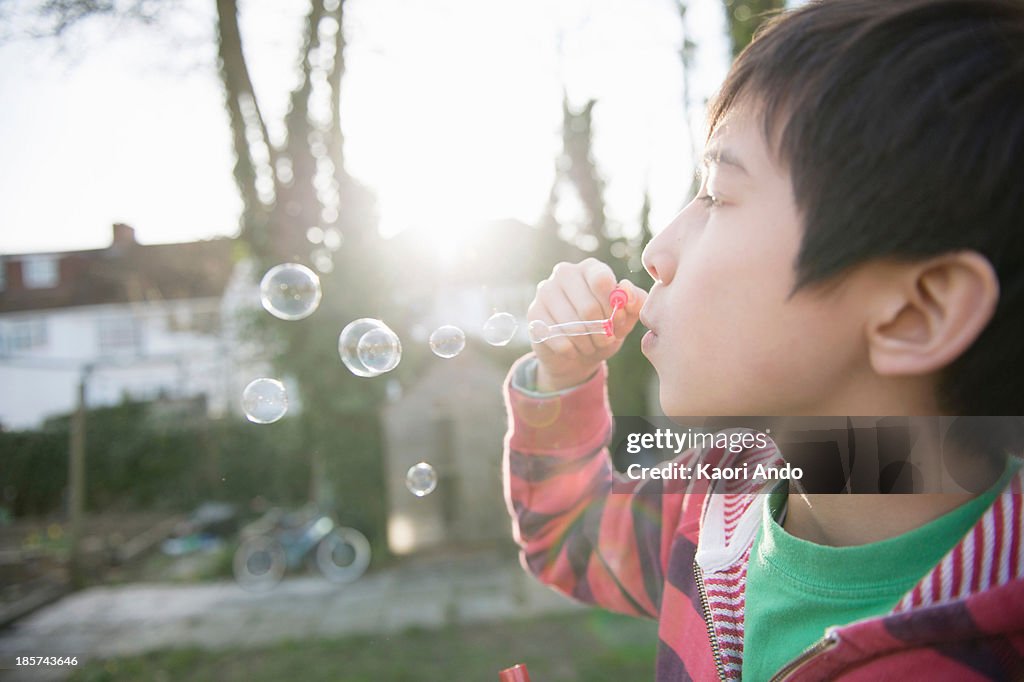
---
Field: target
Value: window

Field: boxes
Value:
[168,306,220,334]
[98,316,140,354]
[192,310,221,335]
[0,318,47,355]
[22,255,59,289]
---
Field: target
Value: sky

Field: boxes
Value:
[0,0,737,256]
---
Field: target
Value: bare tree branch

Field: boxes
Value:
[284,0,325,165]
[327,0,349,189]
[677,0,701,201]
[24,0,162,38]
[215,0,268,252]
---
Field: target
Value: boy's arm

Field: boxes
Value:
[503,354,702,619]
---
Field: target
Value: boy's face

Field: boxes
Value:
[640,100,869,416]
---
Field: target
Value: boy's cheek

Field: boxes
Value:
[654,298,829,414]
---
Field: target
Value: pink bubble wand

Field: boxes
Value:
[528,288,628,343]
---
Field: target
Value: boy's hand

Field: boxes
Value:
[528,259,647,393]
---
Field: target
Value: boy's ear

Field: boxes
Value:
[866,252,999,377]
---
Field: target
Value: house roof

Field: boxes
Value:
[0,224,236,314]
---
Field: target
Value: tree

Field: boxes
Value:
[721,0,786,59]
[214,0,388,526]
[539,94,652,419]
[9,0,390,544]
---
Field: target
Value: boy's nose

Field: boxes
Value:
[642,212,683,285]
[641,242,661,283]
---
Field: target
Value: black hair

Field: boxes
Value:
[708,0,1024,415]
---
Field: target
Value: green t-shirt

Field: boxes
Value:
[742,458,1017,681]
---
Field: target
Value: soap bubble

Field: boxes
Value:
[482,312,518,346]
[322,228,343,251]
[406,462,438,497]
[357,326,402,374]
[311,249,334,274]
[259,263,322,321]
[429,325,465,359]
[242,378,288,424]
[528,320,551,344]
[339,318,402,377]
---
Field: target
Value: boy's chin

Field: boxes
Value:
[660,391,701,418]
[660,397,729,418]
[660,393,778,418]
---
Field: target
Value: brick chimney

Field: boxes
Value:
[111,223,136,248]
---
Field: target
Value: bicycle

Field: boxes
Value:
[232,505,370,591]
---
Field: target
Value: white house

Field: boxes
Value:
[0,224,260,430]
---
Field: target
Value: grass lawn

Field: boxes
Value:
[69,610,658,682]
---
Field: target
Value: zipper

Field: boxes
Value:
[767,629,840,682]
[693,561,727,682]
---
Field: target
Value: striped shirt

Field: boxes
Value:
[503,355,1024,680]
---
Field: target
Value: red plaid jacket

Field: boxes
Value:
[503,356,1024,680]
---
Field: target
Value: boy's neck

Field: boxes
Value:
[799,369,942,417]
[782,492,978,546]
[776,417,1007,545]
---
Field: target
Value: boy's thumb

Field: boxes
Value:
[617,279,648,315]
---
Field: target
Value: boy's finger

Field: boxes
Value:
[582,260,617,314]
[607,280,647,338]
[616,279,649,315]
[566,267,611,321]
[546,287,600,356]
[529,300,575,357]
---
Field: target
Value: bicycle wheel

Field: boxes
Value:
[315,527,371,584]
[233,535,286,591]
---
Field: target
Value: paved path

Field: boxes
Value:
[0,550,584,681]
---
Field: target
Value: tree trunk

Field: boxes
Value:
[215,0,273,255]
[260,0,321,262]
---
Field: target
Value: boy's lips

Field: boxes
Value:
[639,306,658,354]
[639,304,657,334]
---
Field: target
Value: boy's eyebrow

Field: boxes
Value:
[701,146,749,175]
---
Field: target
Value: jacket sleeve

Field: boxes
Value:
[502,354,704,619]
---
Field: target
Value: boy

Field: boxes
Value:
[503,0,1024,679]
